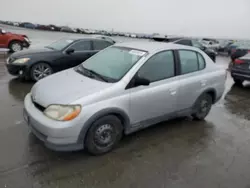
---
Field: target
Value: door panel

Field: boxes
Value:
[52,53,77,71]
[53,51,95,71]
[129,78,180,125]
[176,50,206,110]
[176,73,205,110]
[54,40,95,70]
[70,51,94,66]
[128,50,179,126]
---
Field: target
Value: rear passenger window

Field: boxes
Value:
[179,50,199,74]
[93,40,112,50]
[137,51,175,82]
[197,53,205,70]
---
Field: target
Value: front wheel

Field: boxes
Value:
[85,115,123,155]
[192,94,212,121]
[9,41,23,52]
[30,63,53,81]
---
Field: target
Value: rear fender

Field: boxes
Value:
[192,88,217,112]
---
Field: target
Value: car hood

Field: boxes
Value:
[11,47,54,58]
[31,69,113,107]
[6,32,26,38]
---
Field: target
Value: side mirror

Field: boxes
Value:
[1,30,6,34]
[134,75,150,87]
[66,48,75,54]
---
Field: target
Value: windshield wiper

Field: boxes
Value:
[82,67,109,82]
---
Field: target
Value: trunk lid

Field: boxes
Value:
[233,53,250,70]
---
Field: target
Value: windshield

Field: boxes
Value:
[80,46,146,82]
[46,39,74,50]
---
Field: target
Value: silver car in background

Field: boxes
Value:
[23,41,226,155]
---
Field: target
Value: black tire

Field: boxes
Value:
[192,94,213,121]
[212,55,216,62]
[233,78,243,86]
[9,41,23,52]
[30,63,53,81]
[85,115,123,155]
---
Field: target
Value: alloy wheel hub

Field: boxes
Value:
[33,65,51,80]
[12,44,21,52]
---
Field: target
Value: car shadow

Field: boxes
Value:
[25,116,215,184]
[8,78,33,102]
[224,82,250,120]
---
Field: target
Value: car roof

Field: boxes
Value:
[114,41,198,53]
[60,36,114,43]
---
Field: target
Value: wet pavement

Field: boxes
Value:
[1,27,250,188]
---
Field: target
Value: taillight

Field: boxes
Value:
[234,59,244,64]
[248,50,250,53]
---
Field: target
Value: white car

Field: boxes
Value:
[23,41,226,155]
[200,40,220,50]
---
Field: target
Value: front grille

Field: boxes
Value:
[31,96,46,112]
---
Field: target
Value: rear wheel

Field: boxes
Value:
[192,94,213,121]
[85,115,123,155]
[30,63,53,81]
[233,78,243,86]
[9,41,23,52]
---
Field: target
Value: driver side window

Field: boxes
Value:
[137,51,175,83]
[70,41,91,51]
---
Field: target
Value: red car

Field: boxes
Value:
[0,28,31,52]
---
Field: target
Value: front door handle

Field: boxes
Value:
[201,80,207,86]
[169,89,177,95]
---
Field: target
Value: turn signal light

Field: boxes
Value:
[234,59,244,64]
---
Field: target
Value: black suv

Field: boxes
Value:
[152,37,217,62]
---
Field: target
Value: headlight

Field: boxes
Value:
[24,37,30,43]
[13,58,30,64]
[44,104,81,121]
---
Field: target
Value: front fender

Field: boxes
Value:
[77,107,130,144]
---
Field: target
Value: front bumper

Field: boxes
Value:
[23,93,84,151]
[5,62,28,76]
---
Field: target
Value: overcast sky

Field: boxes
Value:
[1,0,250,38]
